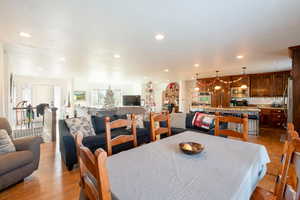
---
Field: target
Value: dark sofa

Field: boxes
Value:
[59,115,151,170]
[185,112,228,135]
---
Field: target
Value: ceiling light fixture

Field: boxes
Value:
[194,64,200,67]
[19,32,32,38]
[114,54,120,58]
[214,71,222,90]
[194,73,200,91]
[59,57,66,62]
[236,55,244,59]
[240,67,248,89]
[155,34,165,41]
[164,69,169,72]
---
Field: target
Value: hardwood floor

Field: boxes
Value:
[0,128,285,200]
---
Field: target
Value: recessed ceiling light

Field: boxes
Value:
[167,80,170,82]
[59,57,66,62]
[155,34,165,41]
[164,69,169,72]
[114,54,120,58]
[236,55,244,59]
[194,64,200,67]
[19,32,31,38]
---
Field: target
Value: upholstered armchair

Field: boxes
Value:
[0,117,43,191]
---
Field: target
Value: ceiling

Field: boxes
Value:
[0,0,299,82]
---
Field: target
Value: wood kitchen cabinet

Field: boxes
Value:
[272,71,290,97]
[250,71,289,97]
[260,108,286,128]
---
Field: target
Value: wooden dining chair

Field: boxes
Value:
[104,114,137,156]
[150,112,171,141]
[214,112,249,142]
[268,123,299,176]
[251,135,300,200]
[75,133,114,200]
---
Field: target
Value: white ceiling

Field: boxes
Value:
[0,0,299,82]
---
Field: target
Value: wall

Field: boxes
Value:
[183,80,197,112]
[234,97,284,105]
[0,43,5,117]
[0,44,11,118]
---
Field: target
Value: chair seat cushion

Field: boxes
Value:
[0,150,33,175]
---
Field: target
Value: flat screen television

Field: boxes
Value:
[123,95,141,106]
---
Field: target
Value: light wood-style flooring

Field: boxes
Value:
[0,128,285,200]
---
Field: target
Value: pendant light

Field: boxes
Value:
[194,73,200,91]
[214,71,222,90]
[240,67,248,89]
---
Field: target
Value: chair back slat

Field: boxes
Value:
[110,135,135,146]
[153,114,168,122]
[150,112,171,141]
[110,119,129,129]
[214,112,248,142]
[75,133,112,200]
[275,136,300,200]
[105,114,137,156]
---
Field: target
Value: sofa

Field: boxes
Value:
[59,113,188,171]
[0,117,43,191]
[59,114,152,170]
[185,112,228,135]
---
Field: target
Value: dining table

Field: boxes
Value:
[107,131,270,200]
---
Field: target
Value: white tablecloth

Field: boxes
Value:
[107,131,270,200]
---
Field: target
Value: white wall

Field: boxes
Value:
[0,44,10,118]
[183,80,196,112]
[0,43,5,117]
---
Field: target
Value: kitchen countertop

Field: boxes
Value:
[256,106,286,110]
[190,106,261,112]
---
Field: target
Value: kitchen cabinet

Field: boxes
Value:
[250,73,273,97]
[210,76,231,107]
[289,45,300,132]
[250,71,289,97]
[260,108,286,128]
[272,71,290,97]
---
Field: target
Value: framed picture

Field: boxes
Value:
[73,91,86,101]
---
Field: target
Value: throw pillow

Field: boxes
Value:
[65,116,96,137]
[0,129,16,155]
[135,114,145,128]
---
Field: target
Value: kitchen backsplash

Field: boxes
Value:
[234,97,284,105]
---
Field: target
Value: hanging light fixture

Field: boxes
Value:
[240,67,248,89]
[194,73,200,91]
[214,70,222,90]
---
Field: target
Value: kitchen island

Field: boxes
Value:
[190,106,261,136]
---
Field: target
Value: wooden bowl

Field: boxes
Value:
[179,142,204,155]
